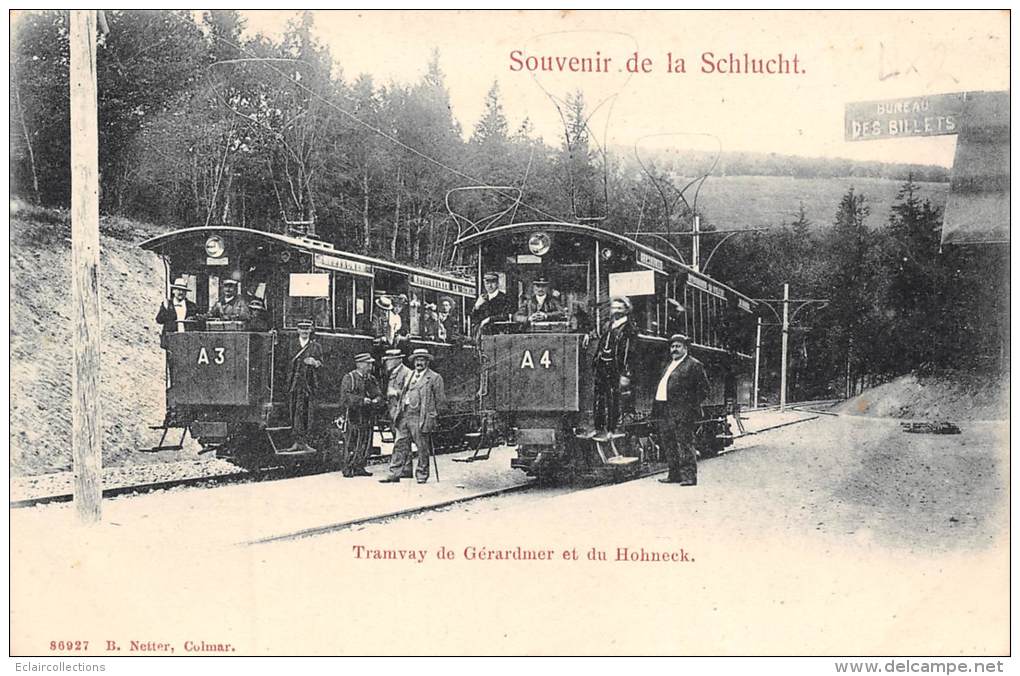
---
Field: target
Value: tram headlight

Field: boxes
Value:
[205,235,226,258]
[528,232,551,256]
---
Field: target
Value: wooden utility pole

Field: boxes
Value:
[780,283,789,411]
[70,10,102,523]
[752,316,762,409]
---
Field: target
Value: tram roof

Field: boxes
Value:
[140,225,473,286]
[456,221,756,304]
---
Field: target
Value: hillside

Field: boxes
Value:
[693,175,949,231]
[10,201,195,476]
[837,372,1008,422]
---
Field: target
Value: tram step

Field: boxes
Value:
[606,456,639,466]
[265,426,293,432]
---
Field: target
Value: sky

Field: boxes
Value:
[239,10,1009,168]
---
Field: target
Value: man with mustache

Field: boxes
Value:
[653,333,709,486]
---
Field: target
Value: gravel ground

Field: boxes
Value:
[10,411,1008,655]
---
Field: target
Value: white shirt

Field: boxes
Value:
[611,316,628,330]
[173,300,188,333]
[298,336,310,349]
[655,355,687,401]
[388,310,402,342]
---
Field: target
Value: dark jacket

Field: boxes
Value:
[423,312,460,342]
[288,338,324,395]
[471,290,512,326]
[591,318,638,377]
[514,294,565,323]
[155,298,203,334]
[209,295,251,322]
[339,369,381,425]
[372,307,410,344]
[660,355,710,422]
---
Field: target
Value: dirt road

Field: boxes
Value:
[10,415,1008,655]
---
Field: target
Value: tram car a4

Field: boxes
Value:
[459,222,758,482]
[141,226,479,469]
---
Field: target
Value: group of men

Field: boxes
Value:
[336,347,446,483]
[373,293,461,345]
[156,275,269,336]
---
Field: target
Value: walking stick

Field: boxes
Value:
[430,434,440,482]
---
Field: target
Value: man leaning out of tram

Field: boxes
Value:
[514,277,565,324]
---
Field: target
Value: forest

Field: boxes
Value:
[10,10,1007,400]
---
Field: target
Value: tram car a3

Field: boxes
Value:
[140,226,479,469]
[459,222,758,481]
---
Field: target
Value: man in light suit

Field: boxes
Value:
[380,348,446,484]
[653,333,710,486]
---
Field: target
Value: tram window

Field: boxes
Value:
[285,273,332,329]
[333,273,354,329]
[353,277,372,333]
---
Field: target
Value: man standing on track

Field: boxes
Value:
[653,333,709,486]
[380,348,446,484]
[339,353,382,477]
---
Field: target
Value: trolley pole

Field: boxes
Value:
[780,283,789,412]
[752,316,762,409]
[70,9,103,523]
[691,215,701,272]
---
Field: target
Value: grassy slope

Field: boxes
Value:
[695,175,948,229]
[10,202,196,476]
[837,372,1008,421]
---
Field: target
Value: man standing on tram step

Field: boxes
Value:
[653,333,709,486]
[155,277,202,340]
[589,296,638,436]
[514,278,565,323]
[380,348,446,484]
[286,319,324,453]
[339,353,382,477]
[208,276,251,323]
[471,272,512,331]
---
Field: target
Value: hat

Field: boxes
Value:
[483,272,499,282]
[410,348,433,362]
[249,298,265,311]
[354,352,374,364]
[610,295,633,312]
[296,319,314,329]
[170,277,189,291]
[669,333,690,345]
[392,293,408,304]
[382,349,404,361]
[222,278,239,287]
[532,278,550,286]
[438,295,454,307]
[375,295,393,311]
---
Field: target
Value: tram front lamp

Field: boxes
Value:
[205,235,226,258]
[528,232,551,256]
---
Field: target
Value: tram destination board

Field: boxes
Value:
[844,92,964,142]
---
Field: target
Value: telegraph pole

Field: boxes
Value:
[752,316,762,409]
[70,10,102,523]
[780,283,790,411]
[754,285,828,412]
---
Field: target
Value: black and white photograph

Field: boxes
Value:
[8,9,1011,662]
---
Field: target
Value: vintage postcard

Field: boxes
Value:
[8,9,1010,660]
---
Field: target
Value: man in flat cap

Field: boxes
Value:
[209,276,251,323]
[248,298,271,332]
[338,353,382,477]
[589,296,638,436]
[653,333,709,486]
[514,277,565,324]
[471,272,512,333]
[156,277,202,339]
[286,319,324,453]
[380,347,446,484]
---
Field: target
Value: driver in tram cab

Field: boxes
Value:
[514,278,565,324]
[471,272,512,331]
[208,276,251,323]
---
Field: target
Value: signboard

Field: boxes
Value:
[313,253,372,277]
[844,93,965,142]
[608,270,656,297]
[289,273,330,298]
[637,251,665,273]
[410,274,474,297]
[687,275,727,299]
